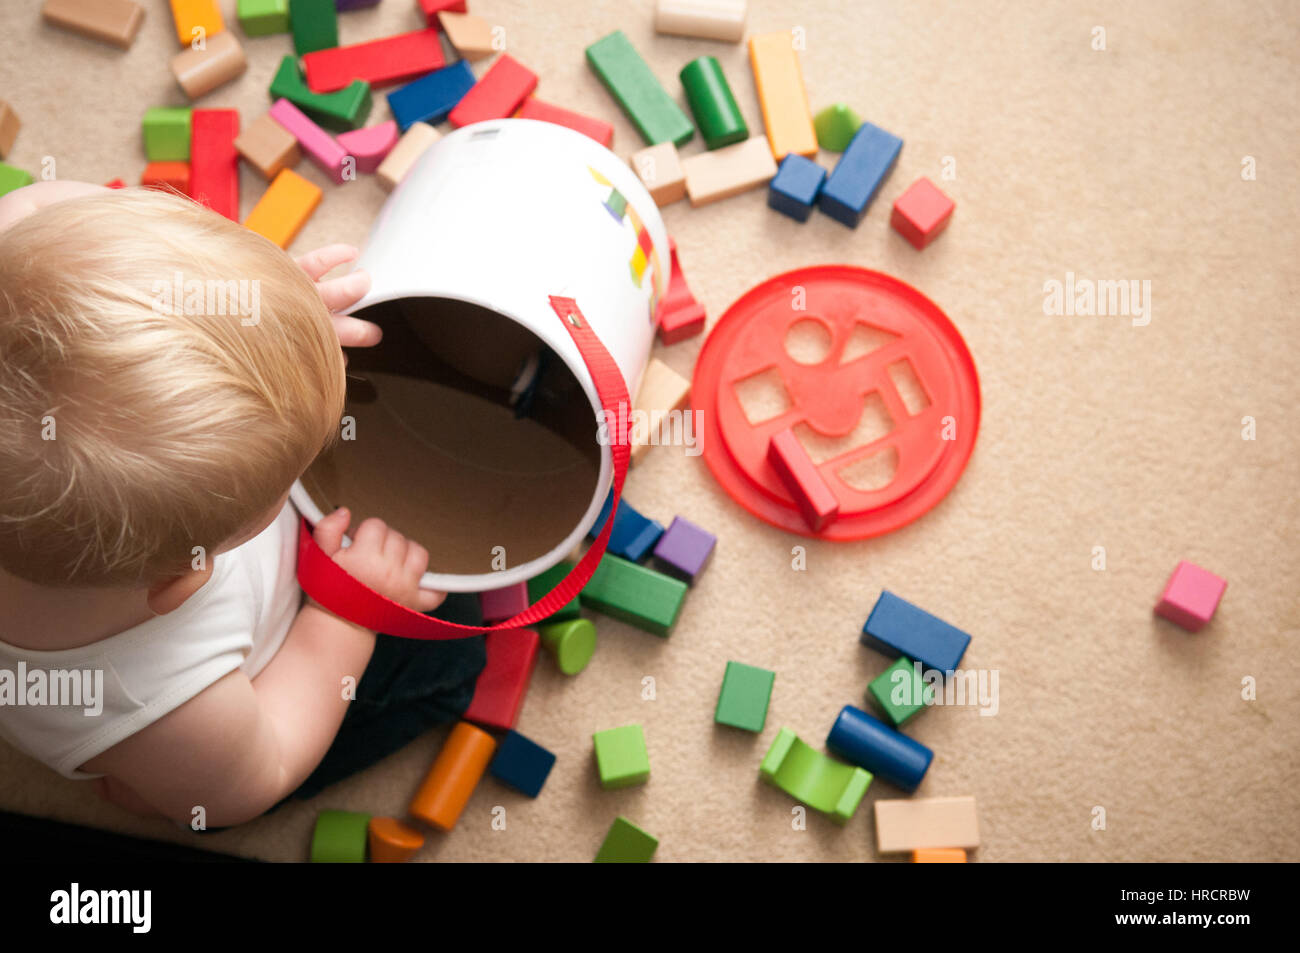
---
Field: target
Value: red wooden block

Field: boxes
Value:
[890,176,955,250]
[656,238,706,344]
[449,54,538,128]
[140,160,191,196]
[1155,561,1227,632]
[190,109,239,220]
[479,582,529,623]
[418,0,466,28]
[302,28,445,94]
[767,428,839,532]
[463,629,540,731]
[516,98,613,148]
[104,178,127,189]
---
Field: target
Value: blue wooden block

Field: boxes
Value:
[767,153,826,222]
[860,590,971,674]
[386,61,476,131]
[587,491,664,563]
[825,705,932,792]
[488,730,556,798]
[817,121,902,227]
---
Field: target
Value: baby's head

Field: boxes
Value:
[0,188,346,588]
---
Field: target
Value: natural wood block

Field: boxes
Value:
[170,30,246,100]
[376,122,440,191]
[681,135,776,206]
[41,0,145,49]
[655,0,747,42]
[234,112,301,179]
[437,11,495,61]
[631,357,691,464]
[0,101,19,159]
[874,796,980,853]
[630,141,686,206]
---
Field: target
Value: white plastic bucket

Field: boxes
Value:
[291,119,670,592]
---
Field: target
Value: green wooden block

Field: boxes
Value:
[527,560,581,623]
[290,0,338,55]
[580,553,687,637]
[270,56,372,132]
[0,163,33,197]
[310,809,371,862]
[679,56,748,150]
[593,724,649,789]
[760,727,871,824]
[539,618,597,675]
[868,656,934,727]
[142,107,191,161]
[715,661,775,732]
[585,30,694,147]
[814,103,862,152]
[238,0,289,36]
[594,816,658,862]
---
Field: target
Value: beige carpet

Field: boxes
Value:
[1,0,1297,862]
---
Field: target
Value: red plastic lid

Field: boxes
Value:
[692,266,980,540]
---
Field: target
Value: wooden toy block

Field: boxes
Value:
[594,816,658,863]
[587,495,664,562]
[418,0,467,28]
[747,32,817,160]
[868,656,933,727]
[310,809,370,862]
[585,31,694,147]
[631,357,691,464]
[767,427,839,531]
[826,704,933,792]
[140,161,190,196]
[409,721,497,831]
[630,142,685,206]
[438,11,495,61]
[861,590,972,674]
[656,239,705,343]
[449,54,538,128]
[818,121,903,227]
[517,99,614,148]
[387,61,476,131]
[891,176,955,250]
[912,847,967,863]
[592,724,649,789]
[813,103,862,152]
[714,661,774,732]
[237,0,289,37]
[242,168,322,249]
[1154,560,1227,632]
[655,0,747,43]
[488,729,556,798]
[0,101,19,160]
[538,618,596,675]
[290,0,338,55]
[303,28,445,94]
[234,112,301,179]
[479,581,529,623]
[681,135,777,207]
[875,796,980,853]
[171,30,247,100]
[0,164,35,198]
[336,0,382,9]
[526,560,581,624]
[336,120,399,173]
[366,817,424,863]
[581,553,687,637]
[168,0,225,47]
[652,515,716,584]
[767,153,826,222]
[463,628,539,731]
[269,98,348,184]
[104,179,127,189]
[760,727,871,824]
[189,109,239,220]
[679,56,748,150]
[269,56,373,132]
[143,107,192,162]
[40,0,144,49]
[376,121,440,190]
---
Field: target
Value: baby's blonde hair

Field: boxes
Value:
[0,188,346,587]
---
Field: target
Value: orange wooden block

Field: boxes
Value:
[242,168,322,249]
[409,721,497,832]
[748,32,817,160]
[169,0,225,48]
[234,112,302,179]
[0,100,19,159]
[41,0,144,49]
[140,160,191,196]
[367,817,425,863]
[912,847,968,863]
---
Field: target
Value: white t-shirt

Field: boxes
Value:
[0,502,302,780]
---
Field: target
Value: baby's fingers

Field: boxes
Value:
[295,243,358,281]
[318,269,371,314]
[331,313,382,349]
[415,588,447,613]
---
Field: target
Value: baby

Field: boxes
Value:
[0,182,477,828]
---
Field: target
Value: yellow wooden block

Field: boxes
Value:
[169,0,225,48]
[912,847,968,863]
[243,168,322,249]
[748,32,817,160]
[681,135,776,207]
[875,796,980,853]
[631,357,691,464]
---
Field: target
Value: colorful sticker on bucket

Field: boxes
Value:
[588,166,664,319]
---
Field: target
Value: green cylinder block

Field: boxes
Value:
[679,56,748,150]
[539,618,597,675]
[310,809,371,863]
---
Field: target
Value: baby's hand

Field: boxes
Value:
[312,507,446,613]
[295,244,382,350]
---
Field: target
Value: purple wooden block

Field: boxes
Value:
[651,516,716,584]
[336,0,382,10]
[480,582,529,622]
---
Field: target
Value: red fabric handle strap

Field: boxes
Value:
[296,296,630,639]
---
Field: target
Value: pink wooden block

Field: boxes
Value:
[336,120,400,174]
[1154,560,1227,632]
[479,581,530,623]
[268,98,348,184]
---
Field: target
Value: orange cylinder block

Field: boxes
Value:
[367,817,425,863]
[409,721,497,831]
